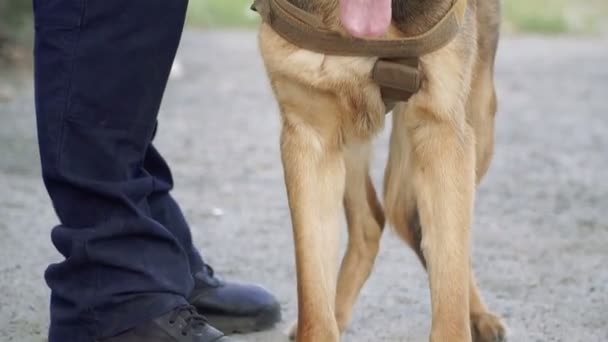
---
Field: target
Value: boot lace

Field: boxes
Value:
[168,305,209,336]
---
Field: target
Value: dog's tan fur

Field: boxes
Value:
[257,0,505,341]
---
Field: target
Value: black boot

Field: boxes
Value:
[188,265,281,334]
[98,305,234,342]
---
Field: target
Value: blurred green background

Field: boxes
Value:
[0,0,34,64]
[1,0,607,60]
[186,0,608,34]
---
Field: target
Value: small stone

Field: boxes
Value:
[210,207,224,217]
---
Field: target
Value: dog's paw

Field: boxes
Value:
[471,312,507,342]
[285,320,297,340]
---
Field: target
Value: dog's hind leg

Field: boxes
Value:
[384,104,424,266]
[466,59,507,342]
[469,272,506,342]
[279,92,345,342]
[334,143,385,333]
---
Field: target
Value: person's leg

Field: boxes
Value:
[143,143,205,274]
[143,143,282,334]
[34,0,194,340]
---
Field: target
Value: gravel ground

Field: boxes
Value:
[0,30,607,342]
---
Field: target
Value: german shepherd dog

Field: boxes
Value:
[256,0,506,341]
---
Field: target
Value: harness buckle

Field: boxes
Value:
[373,58,421,109]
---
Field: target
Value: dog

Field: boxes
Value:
[256,0,506,341]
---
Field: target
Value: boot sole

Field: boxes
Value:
[205,306,282,335]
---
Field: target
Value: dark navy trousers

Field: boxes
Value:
[33,1,206,341]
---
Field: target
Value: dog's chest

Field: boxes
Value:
[260,24,389,140]
[291,51,388,136]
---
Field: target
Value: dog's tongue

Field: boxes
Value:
[339,0,392,38]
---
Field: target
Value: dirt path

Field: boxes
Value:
[1,30,607,342]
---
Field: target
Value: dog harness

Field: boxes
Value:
[251,0,467,110]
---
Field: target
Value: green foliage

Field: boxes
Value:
[504,0,568,33]
[186,0,259,28]
[186,0,608,35]
[503,0,607,34]
[0,0,33,43]
[1,0,606,40]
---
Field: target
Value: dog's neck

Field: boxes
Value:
[288,0,454,36]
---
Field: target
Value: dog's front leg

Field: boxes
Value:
[406,104,475,342]
[280,112,344,342]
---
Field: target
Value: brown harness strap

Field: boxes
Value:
[252,0,467,105]
[373,58,420,111]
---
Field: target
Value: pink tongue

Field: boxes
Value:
[339,0,392,38]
